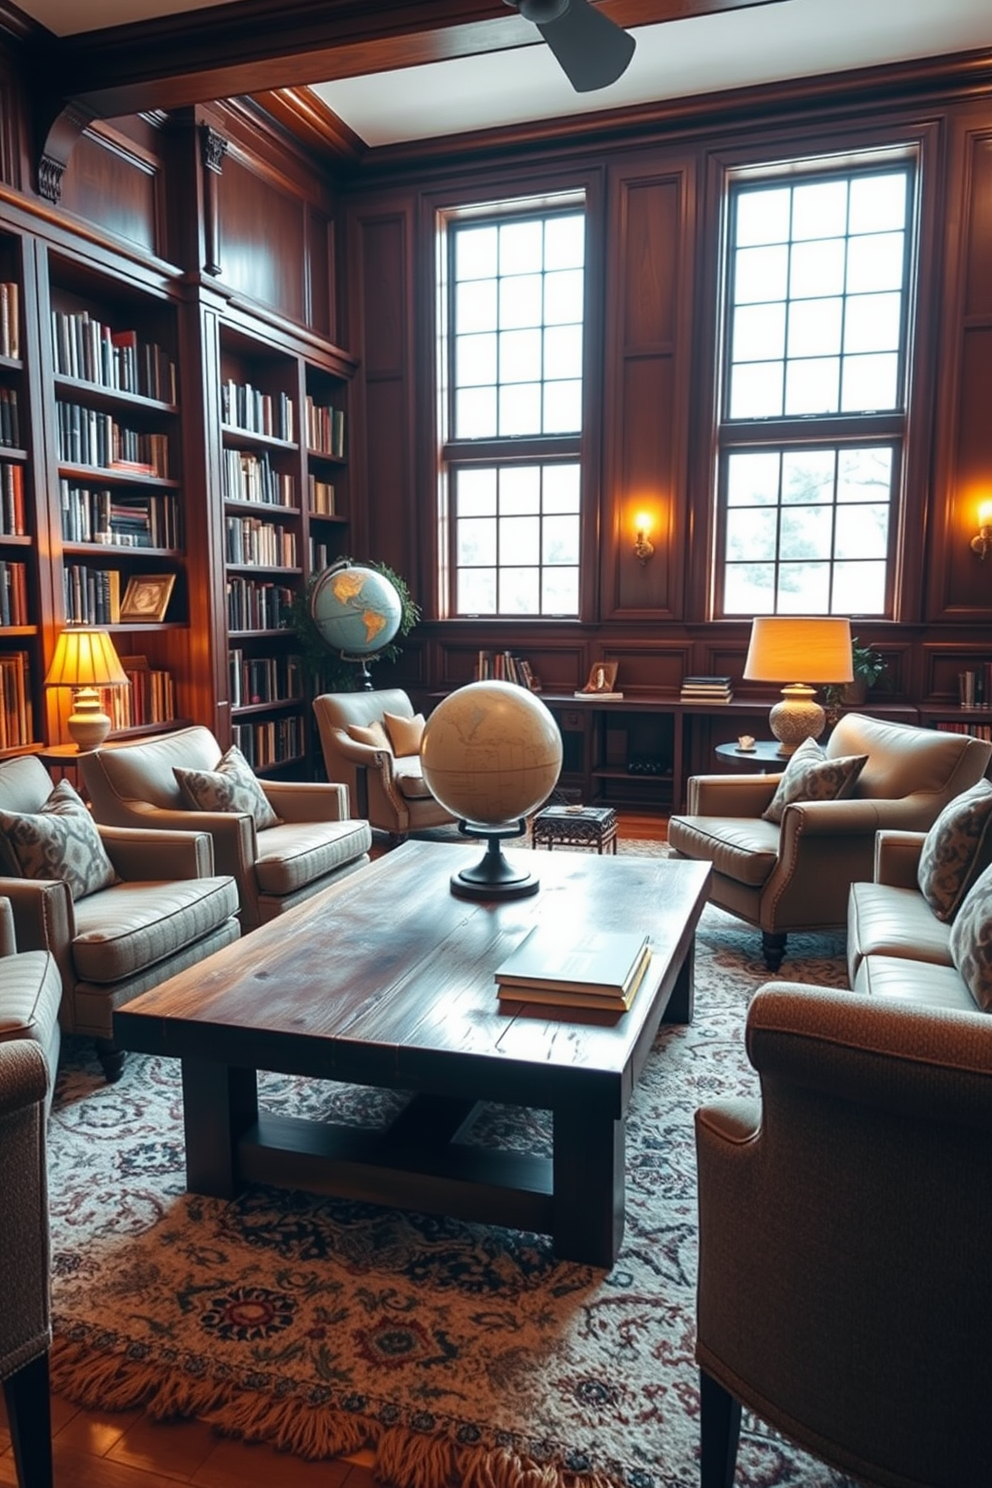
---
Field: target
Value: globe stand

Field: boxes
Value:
[450,818,540,900]
[340,652,375,692]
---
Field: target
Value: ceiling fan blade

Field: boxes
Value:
[534,0,636,93]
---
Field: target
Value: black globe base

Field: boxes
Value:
[450,818,540,900]
[340,653,375,691]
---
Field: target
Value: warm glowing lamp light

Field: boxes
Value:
[743,616,853,755]
[44,627,129,749]
[971,498,992,559]
[633,512,654,564]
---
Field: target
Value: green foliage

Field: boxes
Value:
[289,558,420,693]
[824,637,888,709]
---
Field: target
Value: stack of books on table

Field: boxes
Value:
[680,675,734,703]
[495,927,652,1012]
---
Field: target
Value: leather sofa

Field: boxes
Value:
[0,894,61,1488]
[313,689,456,839]
[82,725,372,930]
[668,713,991,969]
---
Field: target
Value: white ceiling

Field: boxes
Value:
[13,0,992,148]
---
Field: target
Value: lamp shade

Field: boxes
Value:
[743,616,854,685]
[44,628,129,689]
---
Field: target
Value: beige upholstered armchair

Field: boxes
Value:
[0,753,240,1082]
[81,725,372,931]
[0,896,65,1488]
[668,713,991,969]
[696,983,992,1488]
[313,689,456,840]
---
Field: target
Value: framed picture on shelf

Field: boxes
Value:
[578,660,619,694]
[120,573,176,623]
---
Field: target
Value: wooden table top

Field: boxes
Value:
[114,841,711,1112]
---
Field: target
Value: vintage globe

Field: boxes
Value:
[310,562,403,659]
[420,680,563,829]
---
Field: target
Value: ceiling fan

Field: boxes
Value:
[503,0,636,92]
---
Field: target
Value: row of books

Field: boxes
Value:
[956,666,992,709]
[937,721,992,741]
[0,387,20,448]
[0,559,28,625]
[310,538,333,572]
[0,650,33,750]
[309,475,335,514]
[475,649,539,689]
[100,658,175,730]
[229,650,302,709]
[0,461,25,535]
[226,576,293,632]
[63,564,121,625]
[496,926,653,1013]
[680,674,734,702]
[51,310,177,403]
[0,283,19,360]
[223,448,296,508]
[232,715,302,769]
[59,483,181,549]
[56,401,169,476]
[221,379,294,442]
[304,396,345,458]
[225,516,297,569]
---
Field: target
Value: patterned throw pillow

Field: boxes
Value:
[762,736,868,825]
[383,711,425,757]
[345,721,392,753]
[0,778,119,900]
[917,779,992,923]
[174,745,280,831]
[949,861,992,1011]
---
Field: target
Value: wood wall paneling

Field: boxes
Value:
[215,153,306,322]
[942,326,992,615]
[964,136,992,317]
[306,207,331,339]
[59,124,161,258]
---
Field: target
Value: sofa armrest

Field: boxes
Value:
[0,896,16,957]
[874,830,927,888]
[262,780,348,822]
[0,877,74,958]
[0,1038,49,1117]
[325,732,393,771]
[97,825,217,880]
[686,773,781,816]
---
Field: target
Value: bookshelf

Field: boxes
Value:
[304,364,349,577]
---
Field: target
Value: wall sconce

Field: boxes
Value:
[971,499,992,560]
[633,513,654,565]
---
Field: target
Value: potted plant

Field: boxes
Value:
[290,558,420,694]
[825,638,887,711]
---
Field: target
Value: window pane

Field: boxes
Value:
[782,450,836,503]
[544,269,584,324]
[734,245,789,304]
[843,292,902,354]
[543,380,582,433]
[726,506,778,560]
[780,504,832,560]
[544,214,584,269]
[543,514,580,565]
[838,447,893,501]
[736,187,791,246]
[455,279,497,334]
[543,463,581,511]
[784,357,839,415]
[499,382,542,435]
[455,386,496,439]
[832,560,887,613]
[456,332,497,386]
[501,567,540,614]
[457,517,496,566]
[835,503,889,559]
[456,225,497,280]
[499,328,542,383]
[777,562,830,611]
[458,568,497,613]
[544,325,583,380]
[791,180,848,240]
[542,566,579,614]
[790,239,846,298]
[725,563,775,613]
[458,468,497,515]
[727,451,781,506]
[787,298,842,358]
[499,274,543,329]
[729,361,784,418]
[500,515,540,563]
[500,465,541,508]
[840,352,898,412]
[499,219,543,274]
[733,303,785,362]
[849,174,906,234]
[846,232,904,293]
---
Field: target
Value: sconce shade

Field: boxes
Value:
[45,627,129,749]
[744,616,854,755]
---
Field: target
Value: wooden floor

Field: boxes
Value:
[0,809,667,1488]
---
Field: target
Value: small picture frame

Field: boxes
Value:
[120,573,176,623]
[580,660,619,694]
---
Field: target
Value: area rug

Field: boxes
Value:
[47,891,857,1488]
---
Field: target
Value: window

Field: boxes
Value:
[441,204,585,617]
[716,159,915,617]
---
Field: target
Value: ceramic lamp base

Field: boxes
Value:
[769,684,825,756]
[67,687,112,749]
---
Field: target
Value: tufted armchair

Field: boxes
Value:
[696,982,992,1487]
[0,753,240,1082]
[81,725,372,931]
[0,895,64,1488]
[668,713,991,969]
[313,689,456,840]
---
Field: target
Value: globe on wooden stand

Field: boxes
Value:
[420,680,564,900]
[310,560,403,690]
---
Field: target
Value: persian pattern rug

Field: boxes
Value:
[47,890,857,1488]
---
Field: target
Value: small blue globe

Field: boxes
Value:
[310,563,403,660]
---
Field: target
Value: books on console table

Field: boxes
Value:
[495,926,652,1010]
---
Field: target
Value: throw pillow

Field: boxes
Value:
[174,745,280,831]
[383,711,426,757]
[917,778,992,923]
[761,736,868,825]
[949,861,992,1011]
[346,721,393,752]
[0,778,119,901]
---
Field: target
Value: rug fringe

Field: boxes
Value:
[51,1336,625,1488]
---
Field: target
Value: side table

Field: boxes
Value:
[532,804,618,854]
[714,741,788,770]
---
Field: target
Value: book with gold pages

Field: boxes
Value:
[495,926,651,1008]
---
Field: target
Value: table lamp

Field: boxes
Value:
[44,627,129,749]
[743,616,853,756]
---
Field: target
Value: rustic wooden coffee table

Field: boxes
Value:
[114,841,711,1266]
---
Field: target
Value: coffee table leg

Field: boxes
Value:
[664,938,695,1024]
[181,1058,258,1197]
[553,1107,625,1266]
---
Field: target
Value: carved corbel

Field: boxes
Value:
[200,125,228,276]
[37,99,99,204]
